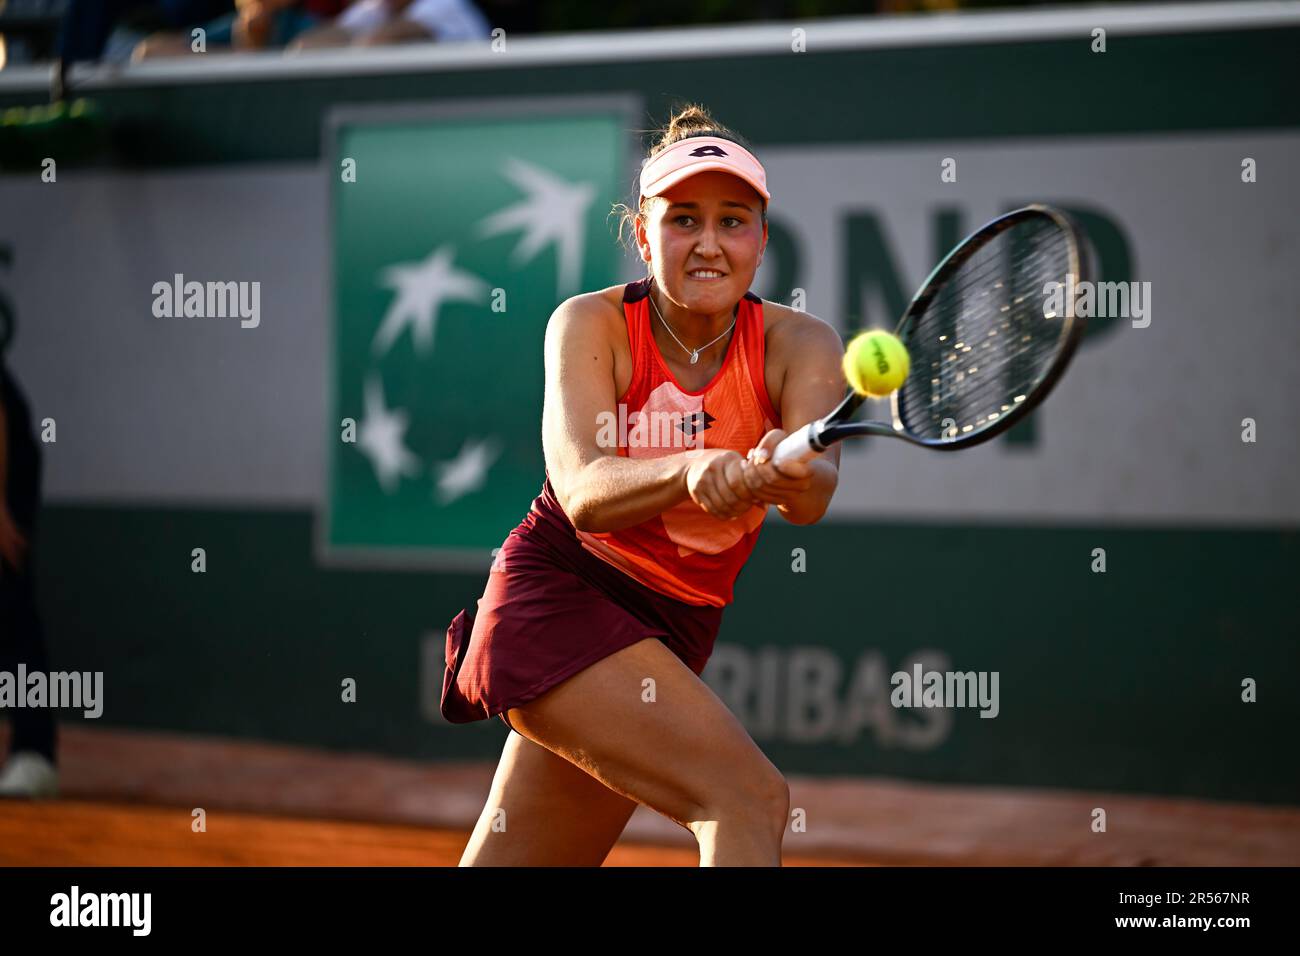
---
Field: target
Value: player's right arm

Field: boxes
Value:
[542,295,755,532]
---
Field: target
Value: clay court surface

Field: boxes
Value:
[1,726,1296,867]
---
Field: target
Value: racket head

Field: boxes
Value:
[778,205,1092,466]
[883,204,1092,449]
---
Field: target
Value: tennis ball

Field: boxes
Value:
[843,330,910,397]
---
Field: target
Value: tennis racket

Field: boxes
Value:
[773,204,1092,466]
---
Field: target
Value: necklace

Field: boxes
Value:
[647,282,737,366]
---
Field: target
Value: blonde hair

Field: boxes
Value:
[611,104,767,254]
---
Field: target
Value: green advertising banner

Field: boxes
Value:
[324,99,633,567]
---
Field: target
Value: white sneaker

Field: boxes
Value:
[0,752,60,799]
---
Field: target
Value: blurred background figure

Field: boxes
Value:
[133,0,347,59]
[0,0,68,65]
[289,0,489,49]
[0,314,57,800]
[54,0,235,64]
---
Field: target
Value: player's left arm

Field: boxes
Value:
[744,313,843,526]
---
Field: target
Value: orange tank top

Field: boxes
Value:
[571,277,783,607]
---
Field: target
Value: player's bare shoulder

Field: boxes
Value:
[545,286,625,350]
[759,298,843,383]
[543,286,630,392]
[549,285,624,327]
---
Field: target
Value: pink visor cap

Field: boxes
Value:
[638,136,770,205]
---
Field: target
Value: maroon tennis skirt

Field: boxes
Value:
[440,476,726,732]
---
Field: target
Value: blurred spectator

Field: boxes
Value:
[0,0,67,65]
[54,0,233,63]
[290,0,489,50]
[0,328,56,799]
[133,0,347,58]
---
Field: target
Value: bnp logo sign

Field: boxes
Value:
[321,104,628,568]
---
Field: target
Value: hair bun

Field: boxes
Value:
[609,103,764,252]
[661,104,716,144]
[652,102,742,154]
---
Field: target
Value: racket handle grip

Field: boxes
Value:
[772,422,823,467]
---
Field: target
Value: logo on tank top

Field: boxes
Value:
[679,410,716,437]
[595,403,713,451]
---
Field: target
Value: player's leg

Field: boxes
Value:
[504,637,789,866]
[0,563,59,797]
[459,728,638,866]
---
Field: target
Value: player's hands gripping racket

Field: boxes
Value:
[773,204,1092,466]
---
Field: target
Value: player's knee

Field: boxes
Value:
[699,764,789,837]
[763,772,792,834]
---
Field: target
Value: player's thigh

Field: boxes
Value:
[504,636,788,833]
[459,728,638,866]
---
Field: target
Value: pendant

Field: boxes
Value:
[690,350,699,365]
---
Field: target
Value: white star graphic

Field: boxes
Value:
[432,435,503,506]
[356,376,422,494]
[476,158,595,297]
[372,245,489,358]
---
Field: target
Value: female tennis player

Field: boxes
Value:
[440,105,845,866]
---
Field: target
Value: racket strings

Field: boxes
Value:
[900,217,1073,440]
